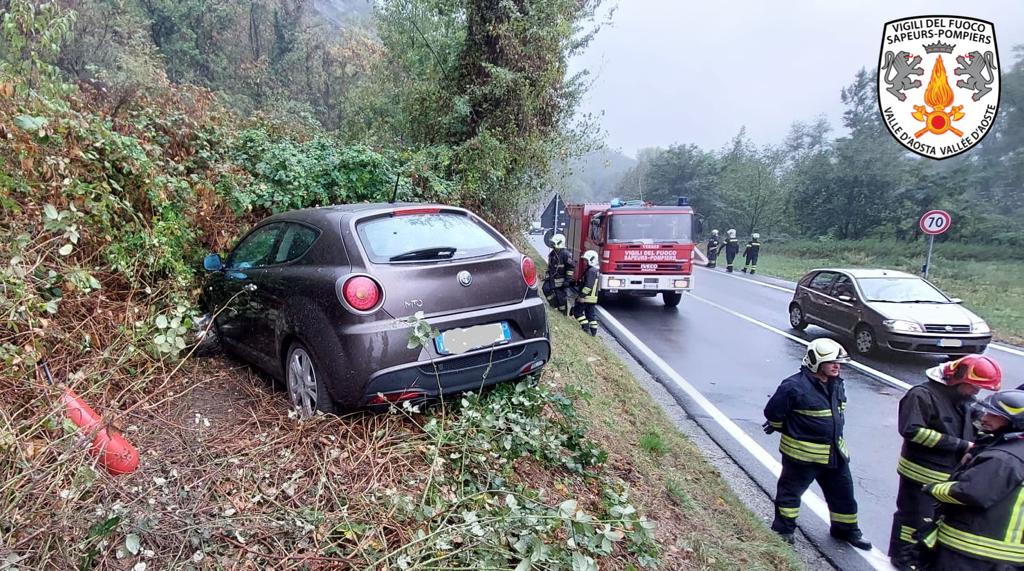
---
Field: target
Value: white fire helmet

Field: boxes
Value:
[727,229,736,238]
[802,338,851,373]
[711,229,719,235]
[581,250,599,268]
[551,234,566,248]
[752,233,760,240]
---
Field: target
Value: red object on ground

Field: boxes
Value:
[60,389,140,475]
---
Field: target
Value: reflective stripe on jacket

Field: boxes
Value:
[924,434,1024,564]
[744,240,761,257]
[897,381,974,484]
[578,266,600,304]
[764,367,848,466]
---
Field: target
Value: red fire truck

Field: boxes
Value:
[565,198,696,307]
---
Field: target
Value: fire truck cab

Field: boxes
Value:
[565,199,696,307]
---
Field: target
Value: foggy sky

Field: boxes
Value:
[573,1,1024,157]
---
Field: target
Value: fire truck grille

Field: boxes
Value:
[615,262,686,272]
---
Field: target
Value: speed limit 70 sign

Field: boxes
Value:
[919,210,952,235]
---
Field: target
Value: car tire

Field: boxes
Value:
[854,325,878,356]
[788,304,808,330]
[662,291,683,307]
[285,341,335,418]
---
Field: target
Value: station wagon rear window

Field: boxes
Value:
[357,213,505,263]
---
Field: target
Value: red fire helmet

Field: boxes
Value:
[925,354,1003,391]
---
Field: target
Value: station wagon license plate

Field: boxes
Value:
[938,338,963,348]
[435,322,511,355]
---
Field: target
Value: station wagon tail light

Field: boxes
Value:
[342,276,382,312]
[521,256,538,288]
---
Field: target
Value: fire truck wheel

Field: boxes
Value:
[662,291,683,307]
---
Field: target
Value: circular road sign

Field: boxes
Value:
[919,210,952,236]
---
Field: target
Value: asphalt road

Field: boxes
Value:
[529,236,1024,565]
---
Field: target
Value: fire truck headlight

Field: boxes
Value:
[607,278,625,288]
[673,279,690,289]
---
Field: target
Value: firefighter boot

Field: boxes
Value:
[741,267,747,273]
[830,529,872,551]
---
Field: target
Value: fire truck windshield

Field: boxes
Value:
[607,213,692,243]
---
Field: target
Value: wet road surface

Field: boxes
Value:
[618,265,1024,552]
[530,237,1024,562]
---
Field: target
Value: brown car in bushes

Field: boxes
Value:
[200,204,550,417]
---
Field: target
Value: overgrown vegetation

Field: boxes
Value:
[0,1,799,568]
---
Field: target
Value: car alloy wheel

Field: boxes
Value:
[287,345,320,419]
[855,326,876,355]
[789,305,807,330]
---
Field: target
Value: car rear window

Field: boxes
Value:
[356,212,506,263]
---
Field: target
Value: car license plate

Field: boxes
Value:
[435,322,511,355]
[938,338,963,348]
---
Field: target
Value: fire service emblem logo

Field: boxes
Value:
[878,16,999,159]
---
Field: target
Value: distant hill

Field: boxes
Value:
[314,0,374,26]
[553,148,636,204]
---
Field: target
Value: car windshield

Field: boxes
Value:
[857,277,950,303]
[357,213,505,263]
[608,213,692,242]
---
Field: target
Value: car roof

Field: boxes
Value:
[259,203,465,227]
[807,268,919,279]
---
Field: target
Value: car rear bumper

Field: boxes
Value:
[323,296,549,406]
[883,332,991,354]
[361,337,550,404]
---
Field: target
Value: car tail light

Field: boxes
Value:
[521,256,538,288]
[342,276,383,312]
[368,391,424,405]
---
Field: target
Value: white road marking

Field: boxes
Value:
[687,293,914,392]
[597,307,896,571]
[991,343,1024,357]
[695,264,796,293]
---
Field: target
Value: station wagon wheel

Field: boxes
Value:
[854,325,877,356]
[789,304,808,330]
[286,342,334,419]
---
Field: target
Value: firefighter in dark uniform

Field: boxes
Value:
[888,355,1003,570]
[763,338,872,550]
[721,228,740,273]
[570,250,600,336]
[542,234,574,315]
[919,389,1024,571]
[742,233,761,274]
[706,229,721,268]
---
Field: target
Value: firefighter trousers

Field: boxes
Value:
[725,251,737,272]
[889,474,934,566]
[571,302,598,336]
[707,249,718,267]
[772,457,860,535]
[542,280,569,314]
[743,252,759,273]
[930,546,1019,571]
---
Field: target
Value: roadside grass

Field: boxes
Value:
[715,239,1024,346]
[3,305,798,570]
[543,310,800,570]
[639,428,669,457]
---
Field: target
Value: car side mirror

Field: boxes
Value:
[950,297,963,304]
[838,294,855,303]
[203,253,224,272]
